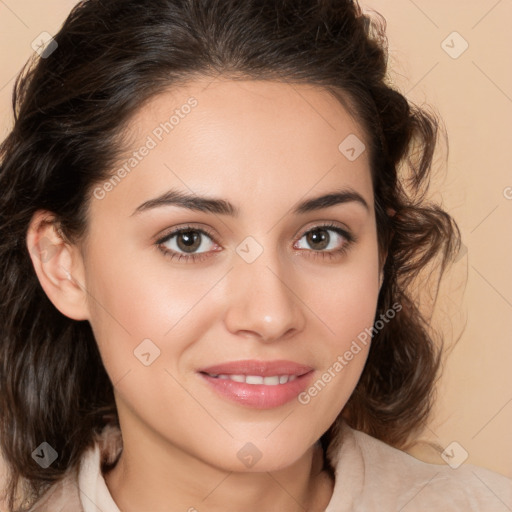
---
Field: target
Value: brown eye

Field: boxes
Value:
[158,227,217,259]
[175,230,202,253]
[305,228,331,251]
[295,225,351,253]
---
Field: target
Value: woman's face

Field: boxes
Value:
[80,78,381,472]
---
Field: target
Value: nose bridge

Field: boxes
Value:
[223,238,305,341]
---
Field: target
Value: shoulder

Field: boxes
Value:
[326,422,512,512]
[29,424,123,512]
[0,455,82,512]
[28,469,83,512]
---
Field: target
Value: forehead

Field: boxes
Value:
[132,77,365,147]
[92,78,373,220]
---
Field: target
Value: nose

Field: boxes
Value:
[223,247,307,343]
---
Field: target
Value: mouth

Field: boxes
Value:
[202,374,299,385]
[197,360,314,409]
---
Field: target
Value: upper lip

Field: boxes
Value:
[199,360,313,377]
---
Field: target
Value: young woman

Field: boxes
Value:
[1,0,510,511]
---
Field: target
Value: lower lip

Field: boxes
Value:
[199,372,314,409]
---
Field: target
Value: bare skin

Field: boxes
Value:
[27,77,382,511]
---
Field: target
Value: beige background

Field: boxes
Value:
[0,0,511,480]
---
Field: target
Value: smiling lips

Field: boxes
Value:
[199,360,314,409]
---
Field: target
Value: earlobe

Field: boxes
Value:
[378,249,388,292]
[378,270,384,293]
[26,211,89,321]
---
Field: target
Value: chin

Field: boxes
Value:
[196,436,316,474]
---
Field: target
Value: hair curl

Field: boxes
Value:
[0,0,460,509]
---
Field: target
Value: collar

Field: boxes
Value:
[77,422,359,512]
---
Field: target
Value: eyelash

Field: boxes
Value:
[155,222,356,263]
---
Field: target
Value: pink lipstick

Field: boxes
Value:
[198,360,314,409]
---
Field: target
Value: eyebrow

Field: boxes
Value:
[131,187,369,217]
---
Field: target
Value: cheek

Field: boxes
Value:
[320,268,378,326]
[309,239,381,348]
[293,287,378,438]
[82,238,233,384]
[80,243,204,379]
[296,238,380,405]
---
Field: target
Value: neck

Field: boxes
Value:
[103,426,334,512]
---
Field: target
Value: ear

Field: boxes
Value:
[26,210,89,321]
[378,268,385,292]
[378,248,388,292]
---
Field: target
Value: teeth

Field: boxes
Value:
[209,374,298,385]
[246,375,264,384]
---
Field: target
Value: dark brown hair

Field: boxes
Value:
[0,0,460,509]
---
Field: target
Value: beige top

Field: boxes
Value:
[28,422,512,511]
